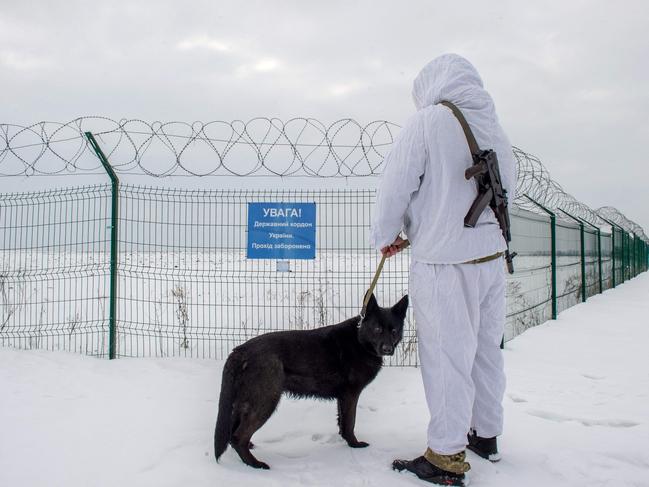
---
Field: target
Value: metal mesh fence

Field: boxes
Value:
[601,233,613,291]
[555,219,582,314]
[1,185,111,356]
[1,184,414,364]
[614,228,625,285]
[114,186,414,363]
[623,232,631,281]
[1,117,648,363]
[3,182,645,363]
[584,226,599,299]
[505,206,552,341]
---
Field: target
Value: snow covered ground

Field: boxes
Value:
[1,272,648,487]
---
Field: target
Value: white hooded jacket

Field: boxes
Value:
[370,54,517,264]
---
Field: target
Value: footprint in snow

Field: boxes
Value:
[526,409,639,428]
[358,405,378,412]
[311,433,341,444]
[262,431,304,444]
[507,393,528,403]
[581,373,606,380]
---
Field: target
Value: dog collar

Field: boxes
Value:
[357,312,365,329]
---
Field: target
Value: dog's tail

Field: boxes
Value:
[214,357,236,462]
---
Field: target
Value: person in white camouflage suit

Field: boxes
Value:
[370,53,517,487]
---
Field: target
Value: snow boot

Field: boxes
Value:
[467,429,500,462]
[393,448,470,486]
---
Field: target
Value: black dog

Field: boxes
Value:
[214,293,408,469]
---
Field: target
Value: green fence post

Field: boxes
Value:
[560,209,586,302]
[628,232,631,279]
[634,236,637,276]
[632,235,636,277]
[633,233,640,276]
[632,233,637,277]
[639,237,643,273]
[85,132,119,360]
[625,232,629,281]
[610,223,616,288]
[641,238,644,273]
[628,232,633,279]
[597,226,602,293]
[629,232,635,279]
[605,220,626,286]
[524,195,557,319]
[636,234,640,276]
[621,231,626,283]
[627,232,631,279]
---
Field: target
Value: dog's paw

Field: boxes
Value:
[250,461,270,469]
[348,440,369,448]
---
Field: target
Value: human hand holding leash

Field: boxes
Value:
[381,236,410,258]
[360,236,411,323]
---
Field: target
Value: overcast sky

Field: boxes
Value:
[1,0,648,232]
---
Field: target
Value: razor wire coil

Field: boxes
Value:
[1,116,646,240]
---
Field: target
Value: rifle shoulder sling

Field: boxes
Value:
[439,101,480,155]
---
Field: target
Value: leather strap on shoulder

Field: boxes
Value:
[439,100,480,156]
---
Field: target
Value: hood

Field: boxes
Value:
[412,54,494,112]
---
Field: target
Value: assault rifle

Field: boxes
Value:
[464,149,517,274]
[439,101,517,274]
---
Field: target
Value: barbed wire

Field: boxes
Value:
[0,117,397,178]
[596,206,647,239]
[1,116,646,241]
[512,147,647,240]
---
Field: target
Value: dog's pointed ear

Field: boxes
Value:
[365,292,379,315]
[391,295,409,320]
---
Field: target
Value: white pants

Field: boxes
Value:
[410,258,506,455]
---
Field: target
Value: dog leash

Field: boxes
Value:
[358,238,411,327]
[357,238,506,327]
